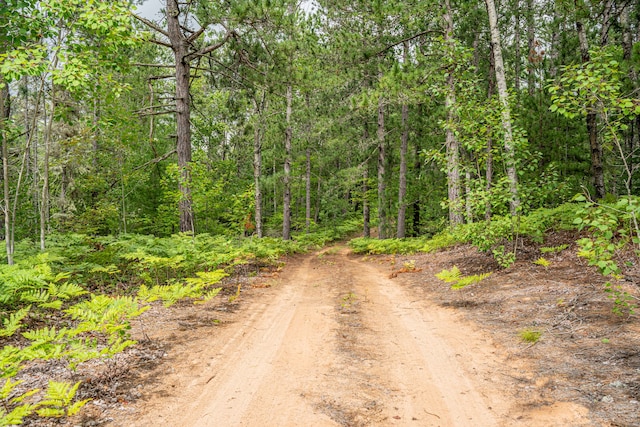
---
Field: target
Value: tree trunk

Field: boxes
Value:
[465,166,473,223]
[377,96,387,239]
[305,94,312,233]
[575,6,605,199]
[40,95,52,251]
[397,42,409,238]
[412,123,421,236]
[305,147,311,233]
[253,97,264,238]
[167,0,194,233]
[444,0,464,226]
[526,0,535,96]
[486,45,496,222]
[514,2,521,93]
[1,81,12,264]
[397,101,409,238]
[363,123,370,238]
[486,0,521,215]
[282,84,293,240]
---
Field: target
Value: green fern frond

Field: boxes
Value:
[22,326,70,344]
[38,301,63,310]
[52,283,88,300]
[435,266,461,283]
[38,381,80,410]
[450,272,492,290]
[89,264,120,275]
[19,290,50,304]
[1,403,36,425]
[540,244,569,253]
[0,378,23,400]
[194,287,223,305]
[533,257,551,267]
[52,272,72,283]
[0,306,31,338]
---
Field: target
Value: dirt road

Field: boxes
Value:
[117,246,592,426]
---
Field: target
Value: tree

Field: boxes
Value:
[485,0,521,214]
[133,0,237,233]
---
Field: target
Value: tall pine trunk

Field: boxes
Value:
[282,84,293,240]
[486,0,521,215]
[253,96,265,238]
[444,0,463,226]
[397,102,409,238]
[363,123,370,238]
[377,96,387,239]
[305,147,311,233]
[397,42,409,238]
[167,0,194,233]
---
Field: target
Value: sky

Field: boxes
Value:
[135,0,163,20]
[134,0,318,20]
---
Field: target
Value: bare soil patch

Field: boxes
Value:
[388,234,640,427]
[23,235,640,426]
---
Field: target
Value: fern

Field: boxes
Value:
[533,257,551,267]
[450,273,492,290]
[540,244,569,253]
[0,307,30,338]
[36,381,89,418]
[0,403,36,426]
[436,266,492,290]
[435,266,461,283]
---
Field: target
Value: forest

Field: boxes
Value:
[0,0,639,423]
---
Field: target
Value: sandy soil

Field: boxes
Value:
[94,245,600,427]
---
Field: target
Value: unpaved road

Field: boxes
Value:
[117,246,592,426]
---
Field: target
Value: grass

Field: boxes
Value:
[518,328,542,343]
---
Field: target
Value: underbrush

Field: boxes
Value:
[0,221,360,424]
[352,199,640,316]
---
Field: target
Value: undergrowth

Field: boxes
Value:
[0,220,360,424]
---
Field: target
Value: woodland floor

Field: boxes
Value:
[25,233,640,426]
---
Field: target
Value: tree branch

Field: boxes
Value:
[131,13,170,38]
[186,26,206,43]
[374,29,442,57]
[186,31,234,61]
[138,109,177,117]
[133,63,175,68]
[148,75,176,80]
[110,149,177,189]
[148,38,173,49]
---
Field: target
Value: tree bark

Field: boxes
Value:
[575,5,605,199]
[305,147,311,233]
[397,102,409,238]
[377,96,387,239]
[412,119,421,236]
[1,80,12,264]
[514,2,521,93]
[397,42,409,238]
[305,94,312,233]
[486,45,496,222]
[486,0,521,215]
[282,84,293,240]
[41,94,53,251]
[363,123,370,238]
[167,0,194,233]
[443,0,464,226]
[526,0,535,96]
[253,93,266,238]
